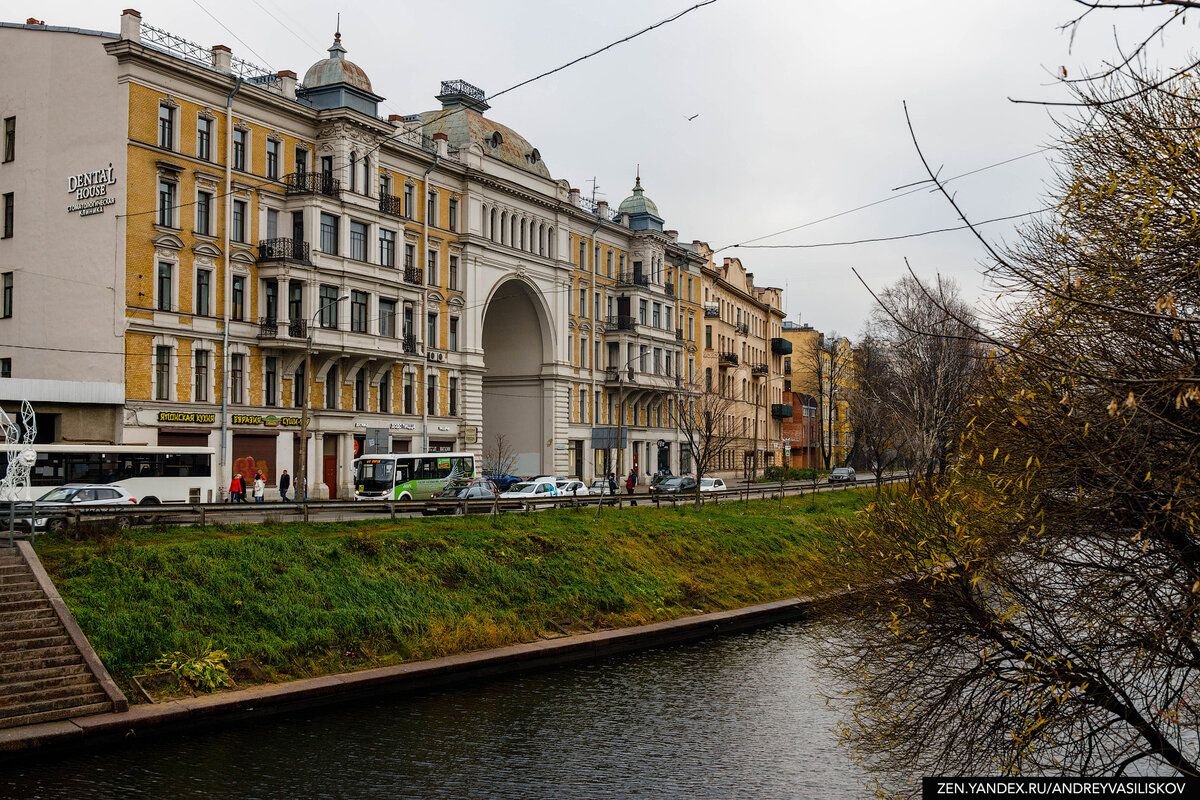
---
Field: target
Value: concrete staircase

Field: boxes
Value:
[0,545,126,729]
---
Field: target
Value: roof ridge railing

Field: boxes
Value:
[139,22,303,91]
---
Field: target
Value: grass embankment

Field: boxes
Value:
[35,491,865,696]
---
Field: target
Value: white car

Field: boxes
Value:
[699,478,727,493]
[589,479,617,496]
[556,480,589,496]
[499,480,560,499]
[24,484,139,531]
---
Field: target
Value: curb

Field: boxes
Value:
[0,597,814,758]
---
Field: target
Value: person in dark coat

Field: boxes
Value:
[237,473,249,503]
[607,473,617,496]
[278,469,291,502]
[625,473,635,496]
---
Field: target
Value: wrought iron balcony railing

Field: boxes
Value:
[403,267,424,286]
[703,303,720,318]
[401,334,417,354]
[734,322,750,336]
[378,193,407,217]
[751,363,769,376]
[605,314,637,332]
[675,327,685,341]
[284,172,341,197]
[616,271,649,288]
[718,351,739,367]
[257,237,311,264]
[256,318,308,339]
[663,282,675,298]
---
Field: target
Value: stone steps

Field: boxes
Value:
[0,545,121,730]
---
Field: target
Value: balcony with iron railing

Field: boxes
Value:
[284,172,340,197]
[401,334,418,354]
[751,363,769,375]
[257,238,311,265]
[605,314,637,332]
[256,317,307,340]
[664,282,675,298]
[783,363,792,375]
[734,322,750,336]
[403,267,424,286]
[378,193,409,218]
[604,366,636,384]
[675,327,685,341]
[703,303,720,318]
[718,351,739,367]
[616,271,649,288]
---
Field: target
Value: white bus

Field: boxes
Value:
[0,444,217,504]
[352,452,475,501]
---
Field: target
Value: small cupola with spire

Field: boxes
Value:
[618,168,665,232]
[298,26,384,115]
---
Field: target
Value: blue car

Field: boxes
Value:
[483,473,522,492]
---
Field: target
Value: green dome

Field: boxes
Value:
[618,176,658,217]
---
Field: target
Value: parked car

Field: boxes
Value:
[482,473,522,493]
[828,467,857,484]
[649,470,673,489]
[555,479,589,496]
[422,479,497,515]
[650,476,698,495]
[589,479,617,496]
[499,480,559,499]
[699,478,727,493]
[22,484,139,531]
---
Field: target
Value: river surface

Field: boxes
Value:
[4,622,880,799]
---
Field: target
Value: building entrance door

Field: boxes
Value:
[323,455,338,499]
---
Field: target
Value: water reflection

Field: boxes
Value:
[4,622,874,799]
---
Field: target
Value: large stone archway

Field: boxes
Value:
[481,278,554,477]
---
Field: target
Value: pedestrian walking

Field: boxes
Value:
[607,472,617,496]
[253,473,266,504]
[625,472,635,496]
[278,469,291,502]
[237,473,248,503]
[228,473,242,503]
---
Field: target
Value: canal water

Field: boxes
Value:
[3,622,880,799]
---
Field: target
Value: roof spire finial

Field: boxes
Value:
[336,12,341,38]
[634,163,642,191]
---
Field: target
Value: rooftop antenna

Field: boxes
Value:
[336,12,341,37]
[587,176,603,204]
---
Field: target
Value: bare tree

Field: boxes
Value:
[869,275,981,482]
[481,433,518,480]
[846,332,903,491]
[797,332,854,470]
[821,66,1200,795]
[669,378,741,508]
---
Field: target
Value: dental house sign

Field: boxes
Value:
[66,163,117,217]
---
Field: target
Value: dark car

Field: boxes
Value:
[483,473,522,492]
[828,467,857,484]
[422,478,498,515]
[649,470,674,489]
[649,476,698,495]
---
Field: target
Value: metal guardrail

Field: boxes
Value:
[1,474,911,536]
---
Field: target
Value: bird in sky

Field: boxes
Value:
[685,113,700,121]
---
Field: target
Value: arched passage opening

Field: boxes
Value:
[481,279,553,477]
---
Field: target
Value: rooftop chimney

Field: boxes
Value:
[597,200,610,218]
[568,187,581,207]
[120,8,141,42]
[387,114,405,126]
[432,131,449,158]
[211,44,232,74]
[665,229,678,242]
[276,69,296,99]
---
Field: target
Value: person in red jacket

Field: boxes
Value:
[228,473,242,503]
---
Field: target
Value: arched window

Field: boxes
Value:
[548,227,555,259]
[500,211,508,245]
[490,207,498,242]
[361,156,371,197]
[510,215,517,246]
[349,151,358,193]
[520,218,527,251]
[481,205,489,239]
[538,223,545,256]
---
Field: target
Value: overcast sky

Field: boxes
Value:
[27,1,1193,335]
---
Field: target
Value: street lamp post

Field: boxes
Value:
[298,294,348,522]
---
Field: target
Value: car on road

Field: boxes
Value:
[589,479,617,496]
[556,479,589,496]
[422,478,498,515]
[21,484,139,531]
[499,480,559,499]
[650,476,698,495]
[699,478,727,493]
[828,467,857,484]
[649,471,673,489]
[482,473,522,493]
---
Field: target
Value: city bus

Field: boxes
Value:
[352,452,475,501]
[0,444,217,504]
